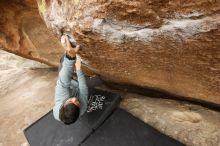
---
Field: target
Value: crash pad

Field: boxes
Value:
[24,89,121,146]
[81,108,185,146]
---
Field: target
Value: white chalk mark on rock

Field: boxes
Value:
[92,14,219,43]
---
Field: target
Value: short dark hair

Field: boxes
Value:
[59,103,80,125]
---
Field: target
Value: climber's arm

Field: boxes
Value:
[53,55,75,120]
[55,35,80,90]
[53,35,80,121]
[76,56,88,115]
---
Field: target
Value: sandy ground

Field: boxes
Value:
[0,50,219,146]
[0,50,57,146]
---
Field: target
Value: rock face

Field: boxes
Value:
[0,50,219,146]
[120,94,220,146]
[0,0,220,105]
[0,0,63,67]
[38,0,220,104]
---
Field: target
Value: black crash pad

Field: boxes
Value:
[83,89,121,129]
[81,108,185,146]
[24,89,121,146]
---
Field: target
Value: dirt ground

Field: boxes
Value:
[0,50,219,146]
[0,50,57,146]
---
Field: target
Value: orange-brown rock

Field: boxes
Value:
[0,0,63,67]
[39,0,220,105]
[0,0,219,105]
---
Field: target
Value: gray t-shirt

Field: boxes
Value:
[53,55,88,121]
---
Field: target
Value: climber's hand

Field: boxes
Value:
[75,55,82,71]
[61,35,80,58]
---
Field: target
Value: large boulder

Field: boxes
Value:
[0,0,219,105]
[0,0,63,67]
[38,0,220,104]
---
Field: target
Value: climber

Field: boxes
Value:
[53,33,88,125]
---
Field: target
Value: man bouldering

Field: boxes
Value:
[53,34,88,125]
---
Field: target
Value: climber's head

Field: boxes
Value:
[59,97,80,125]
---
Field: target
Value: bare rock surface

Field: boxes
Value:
[0,50,219,146]
[120,95,220,146]
[0,0,219,106]
[0,0,63,67]
[38,0,220,104]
